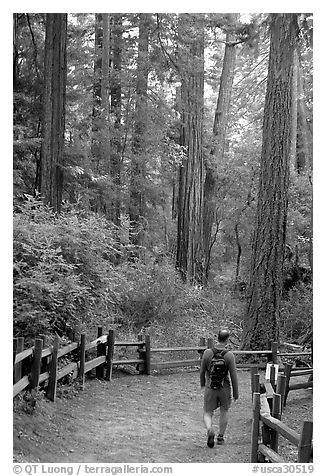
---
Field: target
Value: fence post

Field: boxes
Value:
[137,334,146,374]
[270,364,276,390]
[251,392,260,462]
[276,373,286,409]
[96,326,105,379]
[67,327,75,342]
[207,337,214,349]
[14,337,24,383]
[283,362,293,407]
[260,422,270,462]
[310,341,313,367]
[270,393,282,452]
[252,372,260,397]
[39,334,46,347]
[106,329,115,381]
[13,338,18,376]
[144,335,151,375]
[271,341,278,364]
[198,337,206,359]
[30,338,43,390]
[251,367,259,394]
[46,335,59,401]
[78,333,86,389]
[298,421,313,462]
[39,334,48,373]
[259,392,271,459]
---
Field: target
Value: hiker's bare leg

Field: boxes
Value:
[203,410,214,430]
[204,410,216,447]
[219,407,228,435]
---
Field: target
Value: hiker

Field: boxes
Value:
[199,329,239,447]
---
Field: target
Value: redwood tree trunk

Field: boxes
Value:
[101,14,110,117]
[203,16,238,284]
[93,14,103,119]
[129,13,151,257]
[40,13,67,212]
[296,57,312,173]
[290,49,298,167]
[91,13,104,174]
[109,13,123,226]
[242,14,298,350]
[13,14,19,91]
[290,48,312,173]
[176,14,205,284]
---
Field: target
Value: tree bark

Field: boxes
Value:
[101,14,110,117]
[176,14,205,284]
[290,49,298,167]
[40,14,67,212]
[234,223,242,284]
[91,14,105,174]
[91,14,114,216]
[109,14,123,227]
[93,14,103,120]
[129,13,151,257]
[296,55,312,172]
[242,14,298,350]
[203,15,238,284]
[13,14,19,91]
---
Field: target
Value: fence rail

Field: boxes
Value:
[251,392,313,463]
[13,329,312,402]
[282,362,313,406]
[250,369,313,463]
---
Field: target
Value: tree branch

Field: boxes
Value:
[155,14,179,72]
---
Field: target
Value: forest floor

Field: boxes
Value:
[13,369,312,464]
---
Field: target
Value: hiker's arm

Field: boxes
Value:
[200,350,209,387]
[228,353,239,399]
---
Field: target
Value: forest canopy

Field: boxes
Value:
[13,13,312,350]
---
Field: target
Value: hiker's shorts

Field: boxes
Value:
[203,381,232,412]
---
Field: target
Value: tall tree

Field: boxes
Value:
[91,14,115,215]
[13,14,19,91]
[91,13,104,173]
[242,14,298,350]
[101,14,110,116]
[129,13,151,256]
[289,49,298,167]
[296,54,312,173]
[290,48,313,173]
[109,13,123,226]
[39,13,67,212]
[176,14,205,284]
[203,14,239,283]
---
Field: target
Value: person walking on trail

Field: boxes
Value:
[200,329,239,448]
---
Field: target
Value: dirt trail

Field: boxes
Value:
[13,369,254,463]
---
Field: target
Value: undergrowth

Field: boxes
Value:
[13,199,311,355]
[13,200,247,348]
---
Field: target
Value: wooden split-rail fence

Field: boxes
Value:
[13,328,312,404]
[250,369,313,463]
[283,362,313,406]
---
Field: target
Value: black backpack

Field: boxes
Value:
[209,348,229,390]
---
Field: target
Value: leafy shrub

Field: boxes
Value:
[13,389,44,414]
[13,200,120,342]
[112,259,245,347]
[14,200,246,349]
[280,283,312,344]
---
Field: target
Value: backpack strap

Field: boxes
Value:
[212,348,228,357]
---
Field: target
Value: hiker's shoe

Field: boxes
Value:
[216,434,225,445]
[207,429,215,448]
